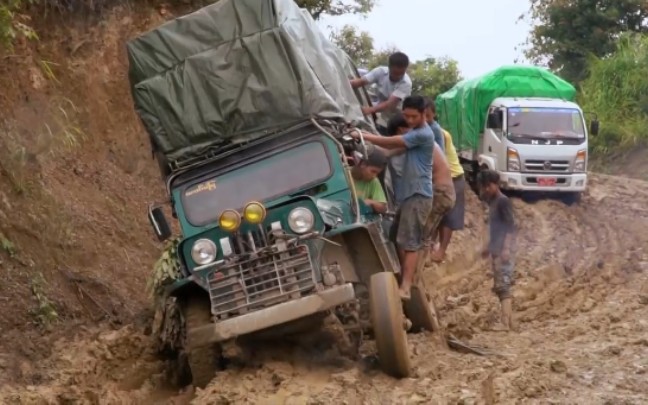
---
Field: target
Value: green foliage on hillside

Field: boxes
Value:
[579,33,648,153]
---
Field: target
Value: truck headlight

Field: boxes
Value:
[288,207,314,234]
[507,147,521,172]
[191,239,217,265]
[574,149,587,172]
[243,201,266,224]
[219,209,241,232]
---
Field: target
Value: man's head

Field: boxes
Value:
[424,97,437,123]
[386,113,410,136]
[401,95,427,129]
[388,52,410,82]
[478,169,501,201]
[355,144,388,181]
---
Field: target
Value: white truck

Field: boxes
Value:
[437,66,599,200]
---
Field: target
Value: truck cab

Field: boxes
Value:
[476,97,597,193]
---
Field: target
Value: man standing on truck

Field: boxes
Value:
[351,145,389,214]
[479,170,516,331]
[354,96,434,300]
[350,52,412,135]
[424,98,445,151]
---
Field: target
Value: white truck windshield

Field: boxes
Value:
[507,107,585,139]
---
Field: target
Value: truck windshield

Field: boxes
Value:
[181,141,332,226]
[507,107,585,139]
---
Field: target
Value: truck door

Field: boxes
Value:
[482,106,508,171]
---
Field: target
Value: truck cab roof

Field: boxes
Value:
[491,97,582,111]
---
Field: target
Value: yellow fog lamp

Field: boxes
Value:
[243,201,267,224]
[219,209,241,232]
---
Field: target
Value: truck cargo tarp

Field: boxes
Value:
[436,65,577,152]
[126,0,366,163]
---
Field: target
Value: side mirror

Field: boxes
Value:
[590,119,600,136]
[148,205,172,242]
[487,111,503,129]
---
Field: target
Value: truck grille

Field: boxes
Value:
[524,160,570,172]
[208,244,316,319]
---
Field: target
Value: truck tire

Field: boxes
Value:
[404,283,440,333]
[369,272,412,378]
[183,296,221,389]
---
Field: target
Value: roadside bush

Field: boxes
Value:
[579,33,648,153]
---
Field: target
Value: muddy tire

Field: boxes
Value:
[183,297,221,389]
[404,284,439,333]
[369,272,411,378]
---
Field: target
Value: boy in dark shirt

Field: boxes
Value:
[479,170,516,331]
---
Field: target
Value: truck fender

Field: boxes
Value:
[477,154,496,171]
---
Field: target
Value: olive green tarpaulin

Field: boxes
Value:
[435,65,577,153]
[126,0,366,164]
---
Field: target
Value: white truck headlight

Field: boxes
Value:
[507,147,521,172]
[288,207,315,234]
[191,239,217,265]
[574,149,587,172]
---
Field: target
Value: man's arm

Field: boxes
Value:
[350,77,369,89]
[499,198,516,261]
[358,131,407,149]
[351,67,382,89]
[364,178,388,214]
[364,95,401,115]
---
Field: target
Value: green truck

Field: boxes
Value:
[437,66,599,199]
[127,0,436,388]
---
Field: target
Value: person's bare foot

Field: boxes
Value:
[487,323,510,332]
[399,288,411,301]
[429,248,445,263]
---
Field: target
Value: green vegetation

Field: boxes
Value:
[0,0,38,48]
[30,271,59,327]
[148,237,182,301]
[579,33,648,153]
[522,0,648,85]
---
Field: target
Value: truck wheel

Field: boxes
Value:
[183,296,221,389]
[369,272,412,378]
[404,284,440,333]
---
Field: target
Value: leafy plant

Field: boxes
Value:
[148,237,182,300]
[579,33,648,153]
[0,233,17,257]
[30,271,59,327]
[0,0,39,49]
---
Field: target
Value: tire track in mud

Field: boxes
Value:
[1,173,647,404]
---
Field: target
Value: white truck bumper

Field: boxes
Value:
[499,172,587,192]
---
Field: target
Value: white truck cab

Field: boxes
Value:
[464,97,598,193]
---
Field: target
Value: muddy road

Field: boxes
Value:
[1,173,647,404]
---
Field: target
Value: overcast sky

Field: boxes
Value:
[318,0,532,78]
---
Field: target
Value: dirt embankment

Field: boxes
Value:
[1,173,647,404]
[1,3,647,405]
[0,3,178,383]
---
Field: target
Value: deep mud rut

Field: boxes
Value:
[1,173,647,404]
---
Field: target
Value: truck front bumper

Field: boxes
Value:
[186,283,355,349]
[499,172,587,192]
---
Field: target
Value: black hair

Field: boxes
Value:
[388,52,409,68]
[386,113,409,136]
[363,144,388,169]
[478,169,500,188]
[402,95,426,113]
[424,97,436,113]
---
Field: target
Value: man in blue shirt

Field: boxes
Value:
[425,97,445,151]
[353,95,435,300]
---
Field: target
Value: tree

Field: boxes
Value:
[409,57,462,98]
[296,0,375,20]
[330,24,374,66]
[579,33,648,151]
[522,0,648,84]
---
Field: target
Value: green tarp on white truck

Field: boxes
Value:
[126,0,367,166]
[436,66,577,152]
